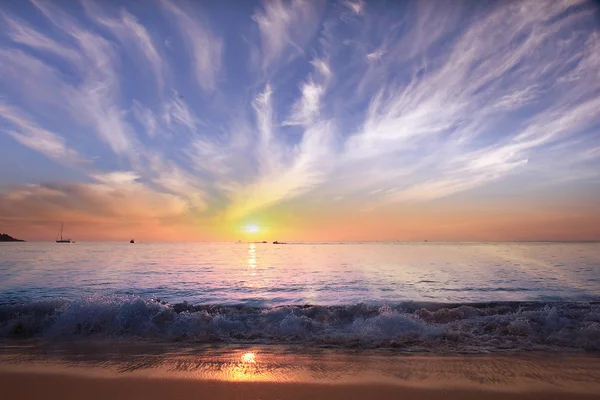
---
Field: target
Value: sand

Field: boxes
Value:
[1,344,600,399]
[1,369,600,400]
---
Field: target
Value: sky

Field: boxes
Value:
[1,0,600,242]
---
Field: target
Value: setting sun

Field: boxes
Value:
[245,224,260,234]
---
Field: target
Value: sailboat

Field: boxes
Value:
[56,222,73,243]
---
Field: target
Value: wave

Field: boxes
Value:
[1,295,599,352]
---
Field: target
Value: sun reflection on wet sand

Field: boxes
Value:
[241,352,256,364]
[3,344,600,393]
[225,351,264,381]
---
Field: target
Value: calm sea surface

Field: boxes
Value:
[1,242,599,306]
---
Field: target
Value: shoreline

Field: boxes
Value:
[2,344,600,399]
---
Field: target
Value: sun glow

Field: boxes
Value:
[245,224,259,233]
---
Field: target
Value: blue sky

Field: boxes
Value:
[1,0,600,241]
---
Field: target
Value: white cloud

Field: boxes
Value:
[366,48,385,62]
[30,0,82,35]
[252,0,324,69]
[329,0,600,208]
[226,85,336,219]
[82,0,168,92]
[284,79,325,126]
[0,48,67,107]
[161,0,222,92]
[162,94,199,131]
[132,101,158,137]
[1,12,81,66]
[0,103,87,166]
[284,58,332,126]
[143,152,207,211]
[252,84,280,174]
[343,0,364,15]
[24,1,139,159]
[310,58,333,80]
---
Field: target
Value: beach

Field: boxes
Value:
[3,370,600,400]
[2,242,599,398]
[1,343,600,399]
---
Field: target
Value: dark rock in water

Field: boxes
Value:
[0,233,25,242]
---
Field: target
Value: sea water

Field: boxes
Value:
[1,242,599,352]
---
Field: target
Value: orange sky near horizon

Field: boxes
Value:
[3,192,599,242]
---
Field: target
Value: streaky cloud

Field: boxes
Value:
[1,11,82,67]
[0,103,88,167]
[81,0,168,93]
[161,0,222,93]
[131,101,158,138]
[252,0,324,70]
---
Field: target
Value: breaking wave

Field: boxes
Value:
[1,295,599,352]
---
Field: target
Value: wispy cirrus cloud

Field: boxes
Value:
[343,0,364,15]
[331,0,600,206]
[284,79,326,126]
[162,94,201,131]
[225,83,336,219]
[131,101,158,138]
[1,11,82,66]
[252,0,324,70]
[0,103,87,167]
[13,0,139,160]
[82,0,168,92]
[161,0,222,93]
[67,32,136,157]
[284,58,332,126]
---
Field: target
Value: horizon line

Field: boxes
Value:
[3,239,600,244]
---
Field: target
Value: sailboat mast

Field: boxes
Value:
[60,222,63,240]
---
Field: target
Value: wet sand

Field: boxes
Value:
[1,344,599,399]
[1,369,600,400]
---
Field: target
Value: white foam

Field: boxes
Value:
[1,295,599,352]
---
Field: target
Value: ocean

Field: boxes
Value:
[1,242,599,352]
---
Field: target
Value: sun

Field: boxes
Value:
[245,224,259,234]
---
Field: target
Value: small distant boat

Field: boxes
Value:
[130,239,135,244]
[273,241,287,244]
[56,222,73,243]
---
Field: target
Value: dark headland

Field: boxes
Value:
[0,233,25,242]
